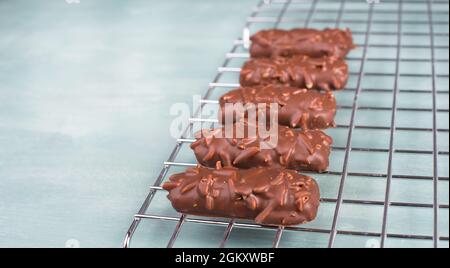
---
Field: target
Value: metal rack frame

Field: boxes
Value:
[123,0,449,248]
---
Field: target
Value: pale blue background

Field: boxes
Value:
[0,0,448,248]
[0,0,259,248]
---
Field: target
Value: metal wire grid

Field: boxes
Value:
[123,0,449,248]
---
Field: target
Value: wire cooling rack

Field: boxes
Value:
[123,0,449,248]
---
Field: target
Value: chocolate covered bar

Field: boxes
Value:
[191,124,332,172]
[240,55,348,91]
[219,85,337,129]
[163,165,320,226]
[250,28,355,59]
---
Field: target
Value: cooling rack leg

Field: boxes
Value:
[219,219,235,248]
[272,226,284,248]
[167,214,187,248]
[123,218,140,248]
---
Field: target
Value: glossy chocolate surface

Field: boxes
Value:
[250,28,355,59]
[163,165,320,226]
[240,55,349,91]
[191,124,332,172]
[219,85,337,129]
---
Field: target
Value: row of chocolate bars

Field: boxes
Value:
[163,28,355,226]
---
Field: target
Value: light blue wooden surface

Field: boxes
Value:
[0,0,448,248]
[0,0,259,248]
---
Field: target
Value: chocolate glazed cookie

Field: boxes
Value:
[250,28,355,59]
[219,85,337,129]
[191,124,333,173]
[240,55,349,91]
[163,165,320,226]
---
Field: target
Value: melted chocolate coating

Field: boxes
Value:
[219,85,337,129]
[250,28,355,59]
[240,55,348,91]
[163,165,320,226]
[191,124,332,172]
